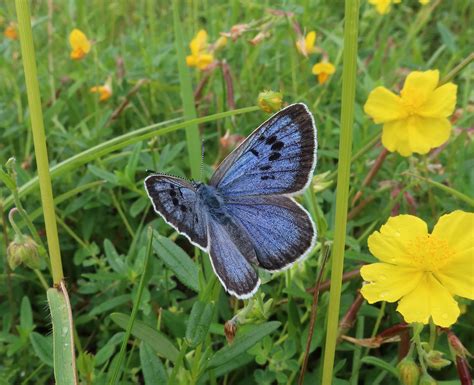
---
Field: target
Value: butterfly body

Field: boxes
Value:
[145,103,317,298]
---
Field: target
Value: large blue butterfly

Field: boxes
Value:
[145,103,317,298]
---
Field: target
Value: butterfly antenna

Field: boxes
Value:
[200,138,205,180]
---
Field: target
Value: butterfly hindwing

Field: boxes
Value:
[207,217,260,299]
[210,103,316,197]
[144,175,208,249]
[225,195,316,271]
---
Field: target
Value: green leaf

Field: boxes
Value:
[152,232,199,292]
[89,294,130,317]
[20,296,34,333]
[47,287,77,385]
[110,312,179,362]
[360,356,398,378]
[29,332,53,367]
[186,301,214,348]
[0,168,15,190]
[88,165,118,184]
[139,342,168,385]
[207,321,281,369]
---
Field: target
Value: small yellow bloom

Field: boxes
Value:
[312,61,336,84]
[364,70,457,156]
[257,90,283,113]
[368,0,401,15]
[90,79,112,102]
[4,23,18,40]
[361,211,474,327]
[69,28,91,60]
[214,36,227,51]
[419,0,430,4]
[186,29,214,70]
[296,31,317,57]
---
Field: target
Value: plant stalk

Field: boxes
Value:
[321,0,360,384]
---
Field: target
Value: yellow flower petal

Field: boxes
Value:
[69,28,90,53]
[364,87,407,124]
[381,119,413,156]
[435,251,474,300]
[418,83,457,118]
[401,70,439,103]
[360,263,422,303]
[368,215,428,265]
[409,116,451,153]
[305,31,316,53]
[369,0,392,14]
[397,273,460,327]
[432,211,474,254]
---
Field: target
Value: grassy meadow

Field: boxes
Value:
[0,0,473,384]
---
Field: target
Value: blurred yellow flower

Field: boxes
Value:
[364,70,457,156]
[419,0,430,4]
[69,28,91,60]
[213,35,227,51]
[361,211,474,327]
[90,78,112,102]
[186,29,214,70]
[312,61,336,84]
[296,31,317,57]
[4,22,18,40]
[368,0,401,15]
[257,90,283,113]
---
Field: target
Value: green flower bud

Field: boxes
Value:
[425,350,451,370]
[7,234,40,270]
[257,90,283,113]
[397,356,421,385]
[419,373,437,385]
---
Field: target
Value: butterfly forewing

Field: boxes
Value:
[144,175,208,249]
[210,103,316,197]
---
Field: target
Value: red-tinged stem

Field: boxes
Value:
[378,323,409,339]
[351,147,388,206]
[456,356,472,385]
[307,268,361,293]
[338,292,364,338]
[398,327,410,361]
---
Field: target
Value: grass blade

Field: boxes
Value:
[321,1,360,384]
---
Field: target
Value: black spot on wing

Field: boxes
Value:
[250,148,259,157]
[271,141,284,151]
[259,165,272,171]
[172,198,179,206]
[265,135,277,145]
[268,152,281,161]
[261,175,275,180]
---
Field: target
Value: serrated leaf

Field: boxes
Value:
[207,321,281,368]
[152,232,199,292]
[186,301,214,348]
[110,312,178,362]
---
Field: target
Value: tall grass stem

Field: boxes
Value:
[15,0,63,285]
[321,1,360,384]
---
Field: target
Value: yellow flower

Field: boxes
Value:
[419,0,430,4]
[312,61,336,84]
[257,90,283,113]
[361,211,474,327]
[368,0,401,15]
[296,31,317,57]
[69,28,91,60]
[364,70,457,156]
[186,29,214,70]
[90,78,112,102]
[4,23,18,40]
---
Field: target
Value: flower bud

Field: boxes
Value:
[257,90,283,113]
[224,319,237,344]
[397,356,420,385]
[7,234,40,270]
[419,373,437,385]
[425,350,451,370]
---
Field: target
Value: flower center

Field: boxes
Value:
[401,89,427,115]
[407,234,454,272]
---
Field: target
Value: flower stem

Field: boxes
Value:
[440,52,474,85]
[321,1,360,384]
[15,0,63,285]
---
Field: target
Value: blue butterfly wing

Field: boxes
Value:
[144,175,208,249]
[225,195,316,271]
[210,103,317,196]
[207,217,260,299]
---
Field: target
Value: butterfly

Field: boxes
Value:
[145,103,317,299]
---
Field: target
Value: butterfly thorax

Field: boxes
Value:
[196,184,230,225]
